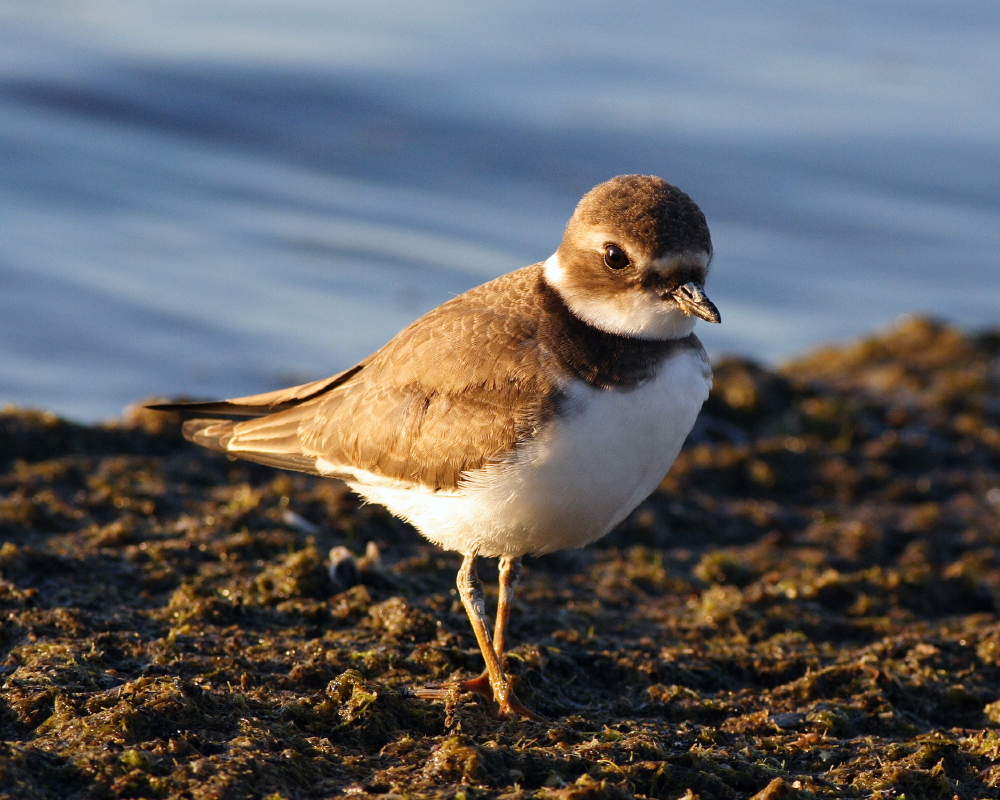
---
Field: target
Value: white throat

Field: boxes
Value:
[543,253,697,340]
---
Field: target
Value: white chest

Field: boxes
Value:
[349,348,711,558]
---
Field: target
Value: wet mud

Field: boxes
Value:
[1,316,999,799]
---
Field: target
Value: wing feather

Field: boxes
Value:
[159,265,561,490]
[146,364,364,417]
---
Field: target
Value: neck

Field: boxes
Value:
[536,273,694,389]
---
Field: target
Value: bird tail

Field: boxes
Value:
[180,416,325,476]
[182,419,235,453]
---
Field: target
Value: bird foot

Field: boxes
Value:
[414,671,545,722]
[497,688,546,722]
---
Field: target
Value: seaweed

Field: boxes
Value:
[1,317,999,798]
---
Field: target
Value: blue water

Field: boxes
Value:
[2,2,998,421]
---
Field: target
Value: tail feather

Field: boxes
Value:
[162,367,367,482]
[182,419,234,452]
[146,364,365,418]
[181,417,331,478]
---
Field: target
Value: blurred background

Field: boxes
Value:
[1,1,998,422]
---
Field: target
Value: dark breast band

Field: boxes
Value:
[536,276,700,390]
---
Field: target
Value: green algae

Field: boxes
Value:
[1,317,1000,798]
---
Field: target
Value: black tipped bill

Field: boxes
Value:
[673,282,721,323]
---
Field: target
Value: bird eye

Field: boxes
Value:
[603,244,629,270]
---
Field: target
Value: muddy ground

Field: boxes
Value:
[1,316,999,799]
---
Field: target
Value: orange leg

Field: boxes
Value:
[493,555,521,660]
[416,555,542,721]
[456,556,524,703]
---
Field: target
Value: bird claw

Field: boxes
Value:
[497,690,546,722]
[415,671,545,722]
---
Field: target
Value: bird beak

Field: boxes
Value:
[672,282,721,323]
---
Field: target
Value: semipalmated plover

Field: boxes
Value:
[150,175,720,720]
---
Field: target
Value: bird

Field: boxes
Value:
[149,174,720,721]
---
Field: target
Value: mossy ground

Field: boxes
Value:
[2,317,1000,799]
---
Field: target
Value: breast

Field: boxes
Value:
[493,344,712,554]
[354,344,711,558]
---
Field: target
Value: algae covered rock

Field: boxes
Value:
[2,319,1000,798]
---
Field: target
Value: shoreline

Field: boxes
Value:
[2,316,999,799]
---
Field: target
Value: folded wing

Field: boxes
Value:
[150,266,559,490]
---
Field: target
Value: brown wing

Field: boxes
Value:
[175,265,561,490]
[146,364,365,417]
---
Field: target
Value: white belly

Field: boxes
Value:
[348,349,711,558]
